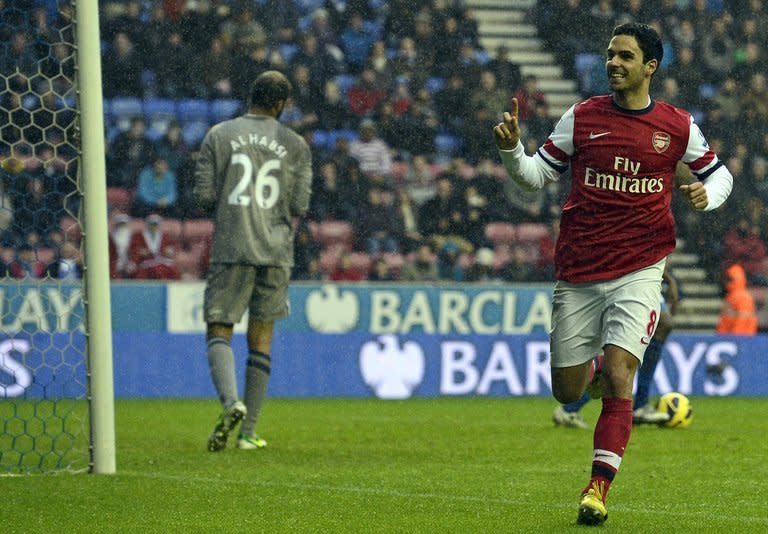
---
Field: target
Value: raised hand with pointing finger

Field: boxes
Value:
[493,98,521,150]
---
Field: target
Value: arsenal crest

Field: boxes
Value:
[652,131,671,153]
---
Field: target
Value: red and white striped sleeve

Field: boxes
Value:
[682,117,733,211]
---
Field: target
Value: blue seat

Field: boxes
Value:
[435,134,462,156]
[210,99,242,123]
[334,74,356,98]
[310,130,329,150]
[425,77,445,94]
[143,98,176,118]
[181,120,210,146]
[109,97,143,120]
[177,99,210,122]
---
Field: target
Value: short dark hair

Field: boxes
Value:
[612,23,663,65]
[249,70,292,109]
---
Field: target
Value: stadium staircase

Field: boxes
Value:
[469,0,721,333]
[467,0,580,119]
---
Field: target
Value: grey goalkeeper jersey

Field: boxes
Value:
[193,114,313,266]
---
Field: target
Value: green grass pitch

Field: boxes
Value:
[3,397,768,533]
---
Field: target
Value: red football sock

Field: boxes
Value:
[583,396,633,503]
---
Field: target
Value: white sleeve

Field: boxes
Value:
[701,164,733,211]
[681,118,733,211]
[497,104,574,192]
[498,143,561,192]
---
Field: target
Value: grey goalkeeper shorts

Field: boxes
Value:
[204,263,291,324]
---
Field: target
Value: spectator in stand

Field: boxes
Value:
[742,72,768,121]
[231,45,271,102]
[419,175,473,255]
[448,40,483,87]
[434,72,470,135]
[291,32,341,106]
[154,121,189,173]
[525,100,555,146]
[403,154,436,206]
[712,77,741,125]
[466,247,503,283]
[358,187,402,255]
[220,2,266,55]
[721,217,766,283]
[463,103,500,164]
[142,4,172,69]
[200,36,234,98]
[432,15,464,77]
[716,263,758,336]
[47,241,82,279]
[129,214,181,280]
[11,175,59,241]
[348,67,387,119]
[8,244,46,279]
[292,220,320,281]
[309,159,345,221]
[673,47,704,109]
[501,244,538,283]
[391,36,431,91]
[400,241,439,282]
[102,0,144,44]
[436,241,465,282]
[513,75,546,121]
[108,213,136,279]
[366,40,394,89]
[470,71,508,120]
[329,252,365,282]
[340,12,375,74]
[349,119,392,178]
[133,158,179,218]
[108,117,155,189]
[317,79,355,131]
[290,63,319,116]
[462,181,493,250]
[396,98,439,158]
[486,44,522,93]
[307,8,340,55]
[383,0,430,46]
[701,16,735,83]
[369,257,395,282]
[179,0,221,54]
[396,189,423,254]
[101,32,144,98]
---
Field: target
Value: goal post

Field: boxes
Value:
[0,0,115,474]
[76,0,116,475]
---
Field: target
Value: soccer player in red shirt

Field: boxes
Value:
[494,23,733,526]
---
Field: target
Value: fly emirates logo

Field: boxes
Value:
[584,156,663,194]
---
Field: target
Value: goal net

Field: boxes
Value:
[0,0,112,473]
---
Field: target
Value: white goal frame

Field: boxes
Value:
[76,0,115,474]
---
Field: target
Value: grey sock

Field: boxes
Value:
[207,337,238,407]
[240,351,271,436]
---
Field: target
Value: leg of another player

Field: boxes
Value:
[238,318,274,448]
[553,392,591,429]
[578,344,638,524]
[634,309,673,423]
[206,322,238,406]
[206,322,247,452]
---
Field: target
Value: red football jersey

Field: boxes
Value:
[538,96,721,283]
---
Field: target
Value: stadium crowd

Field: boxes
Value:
[0,0,767,288]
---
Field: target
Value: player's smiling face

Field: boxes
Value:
[605,35,651,92]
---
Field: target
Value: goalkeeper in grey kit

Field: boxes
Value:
[193,70,313,451]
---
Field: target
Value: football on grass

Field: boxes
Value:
[656,392,693,428]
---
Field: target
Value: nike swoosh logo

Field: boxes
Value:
[589,131,611,139]
[640,337,649,345]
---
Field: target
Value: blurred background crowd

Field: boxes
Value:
[0,0,767,290]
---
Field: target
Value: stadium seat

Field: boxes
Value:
[106,187,134,213]
[159,218,182,242]
[434,134,462,157]
[209,99,242,123]
[425,77,446,94]
[316,220,354,249]
[109,97,143,120]
[311,130,330,150]
[334,74,356,98]
[143,97,176,135]
[180,120,210,147]
[182,219,214,248]
[484,222,516,246]
[515,223,549,242]
[176,99,210,122]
